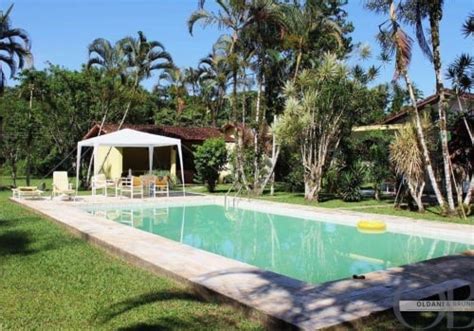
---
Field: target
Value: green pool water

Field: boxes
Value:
[85,203,472,284]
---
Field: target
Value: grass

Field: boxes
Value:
[0,188,262,330]
[189,184,474,225]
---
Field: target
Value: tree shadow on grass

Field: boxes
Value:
[0,230,36,256]
[0,219,16,228]
[0,220,74,257]
[96,290,204,325]
[116,315,234,331]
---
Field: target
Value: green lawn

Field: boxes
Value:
[0,190,262,330]
[189,184,474,225]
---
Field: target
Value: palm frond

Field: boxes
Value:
[462,13,474,38]
[187,9,215,35]
[147,50,173,64]
[0,53,16,77]
[393,26,413,79]
[413,2,432,62]
[390,120,424,183]
[446,53,474,93]
[87,57,106,69]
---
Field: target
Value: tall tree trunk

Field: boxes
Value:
[293,48,303,83]
[464,175,473,207]
[404,73,447,210]
[211,104,216,127]
[10,154,17,188]
[429,6,456,213]
[234,86,250,191]
[408,181,425,212]
[98,77,138,174]
[304,169,322,201]
[456,95,474,144]
[253,79,262,192]
[269,126,277,196]
[25,85,34,186]
[255,146,280,196]
[86,105,110,186]
[303,138,324,201]
[232,70,238,122]
[454,94,473,210]
[235,128,250,191]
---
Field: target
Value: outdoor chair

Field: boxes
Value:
[140,175,157,197]
[121,176,144,199]
[52,171,76,200]
[152,176,170,197]
[12,186,44,200]
[91,174,117,197]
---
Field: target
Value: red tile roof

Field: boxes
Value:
[83,123,234,142]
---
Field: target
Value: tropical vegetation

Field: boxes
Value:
[0,0,472,221]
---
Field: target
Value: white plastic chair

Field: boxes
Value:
[91,174,117,197]
[52,171,76,200]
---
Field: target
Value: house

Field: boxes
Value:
[352,90,473,194]
[83,123,234,183]
[353,90,474,135]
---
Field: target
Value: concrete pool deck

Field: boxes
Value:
[11,195,474,330]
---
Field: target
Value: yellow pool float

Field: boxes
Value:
[357,220,386,234]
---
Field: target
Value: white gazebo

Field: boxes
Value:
[76,128,185,195]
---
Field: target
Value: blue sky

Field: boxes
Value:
[3,0,473,96]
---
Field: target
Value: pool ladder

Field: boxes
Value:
[224,182,243,209]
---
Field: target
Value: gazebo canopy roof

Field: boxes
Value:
[78,128,181,148]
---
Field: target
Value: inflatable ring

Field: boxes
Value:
[357,220,386,233]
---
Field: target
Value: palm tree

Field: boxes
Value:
[118,31,173,127]
[0,4,32,93]
[446,53,474,143]
[366,0,447,210]
[239,1,290,193]
[198,51,232,126]
[183,67,201,96]
[157,66,188,114]
[425,0,456,213]
[281,1,343,81]
[86,37,125,183]
[446,53,474,209]
[188,0,251,121]
[397,0,456,213]
[87,38,123,73]
[87,37,126,126]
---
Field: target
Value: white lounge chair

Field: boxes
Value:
[52,171,76,200]
[12,186,43,200]
[121,176,144,199]
[91,174,117,197]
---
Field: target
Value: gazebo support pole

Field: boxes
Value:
[75,145,82,195]
[93,144,99,175]
[148,146,154,174]
[177,144,185,196]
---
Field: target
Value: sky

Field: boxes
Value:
[2,0,473,96]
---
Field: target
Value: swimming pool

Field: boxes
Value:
[85,202,472,284]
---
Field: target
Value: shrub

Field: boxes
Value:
[284,165,304,192]
[338,162,367,202]
[194,138,228,192]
